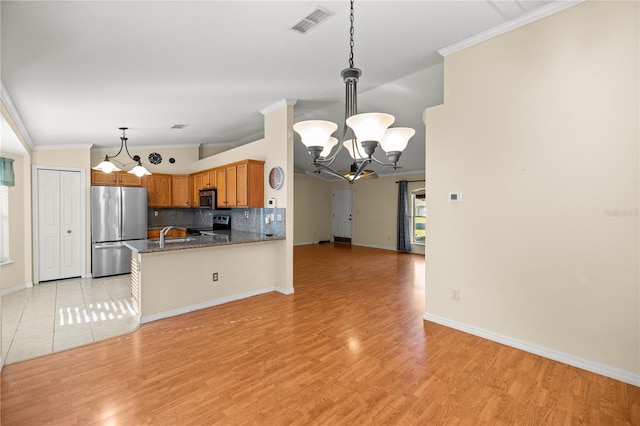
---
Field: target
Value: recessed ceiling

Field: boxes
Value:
[1,0,561,178]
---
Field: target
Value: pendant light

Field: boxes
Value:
[92,128,151,177]
[293,0,414,183]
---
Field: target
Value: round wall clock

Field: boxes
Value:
[148,152,162,165]
[269,166,284,190]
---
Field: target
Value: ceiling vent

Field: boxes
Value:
[290,5,335,35]
[171,124,189,129]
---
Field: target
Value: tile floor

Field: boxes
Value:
[2,274,139,365]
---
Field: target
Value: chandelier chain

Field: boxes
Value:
[349,0,355,68]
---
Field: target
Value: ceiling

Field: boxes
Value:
[2,0,558,178]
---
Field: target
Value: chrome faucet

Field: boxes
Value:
[159,226,175,248]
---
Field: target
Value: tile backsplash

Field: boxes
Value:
[148,207,285,237]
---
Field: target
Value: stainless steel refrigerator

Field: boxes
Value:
[91,186,148,277]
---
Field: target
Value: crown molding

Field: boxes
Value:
[31,144,94,151]
[438,0,585,57]
[1,79,34,149]
[92,143,201,151]
[260,99,297,116]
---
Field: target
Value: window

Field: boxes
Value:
[411,189,426,244]
[0,185,9,264]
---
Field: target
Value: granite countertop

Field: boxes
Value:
[125,230,284,254]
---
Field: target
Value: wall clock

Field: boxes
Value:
[148,152,162,165]
[269,166,284,190]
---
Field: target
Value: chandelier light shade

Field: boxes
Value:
[343,139,366,160]
[92,128,152,176]
[321,137,339,158]
[345,113,395,143]
[293,120,338,149]
[380,127,416,155]
[293,0,414,183]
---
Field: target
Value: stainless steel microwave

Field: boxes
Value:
[198,189,216,209]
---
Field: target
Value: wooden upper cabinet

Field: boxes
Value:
[216,160,264,208]
[142,174,172,207]
[215,168,228,208]
[171,175,190,208]
[118,172,143,187]
[91,170,142,187]
[189,169,217,207]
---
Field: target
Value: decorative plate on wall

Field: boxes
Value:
[269,166,284,190]
[148,152,162,165]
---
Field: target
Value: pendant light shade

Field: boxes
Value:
[129,161,152,177]
[345,113,395,142]
[92,155,121,173]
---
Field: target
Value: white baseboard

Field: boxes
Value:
[293,241,315,246]
[275,286,294,295]
[1,281,33,296]
[141,286,291,324]
[352,243,397,252]
[424,313,640,387]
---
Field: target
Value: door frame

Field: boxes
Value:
[332,187,353,243]
[32,165,87,284]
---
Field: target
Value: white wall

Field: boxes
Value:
[424,1,639,384]
[330,173,426,251]
[293,173,332,245]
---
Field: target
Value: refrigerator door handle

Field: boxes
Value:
[94,242,125,249]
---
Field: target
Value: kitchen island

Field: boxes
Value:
[125,231,289,324]
[126,230,284,253]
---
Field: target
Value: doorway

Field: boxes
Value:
[33,167,85,283]
[332,187,353,244]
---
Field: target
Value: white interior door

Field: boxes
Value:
[37,169,82,282]
[332,188,353,241]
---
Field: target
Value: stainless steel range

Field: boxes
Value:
[185,215,231,236]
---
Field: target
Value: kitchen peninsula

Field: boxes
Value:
[125,231,286,324]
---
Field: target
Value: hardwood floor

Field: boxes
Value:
[1,244,638,425]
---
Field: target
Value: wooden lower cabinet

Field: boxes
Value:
[147,228,186,239]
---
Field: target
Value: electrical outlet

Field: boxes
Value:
[244,211,249,220]
[451,289,460,300]
[212,272,218,282]
[154,210,159,217]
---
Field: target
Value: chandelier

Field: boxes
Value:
[293,0,414,183]
[92,127,151,177]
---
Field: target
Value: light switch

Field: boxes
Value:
[448,192,462,203]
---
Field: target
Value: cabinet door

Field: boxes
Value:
[235,163,248,207]
[118,172,142,187]
[143,175,172,207]
[202,172,211,189]
[171,175,190,207]
[148,229,161,239]
[216,168,228,208]
[91,170,118,186]
[226,165,238,207]
[191,174,202,207]
[208,170,217,189]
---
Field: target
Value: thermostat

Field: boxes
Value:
[448,192,462,203]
